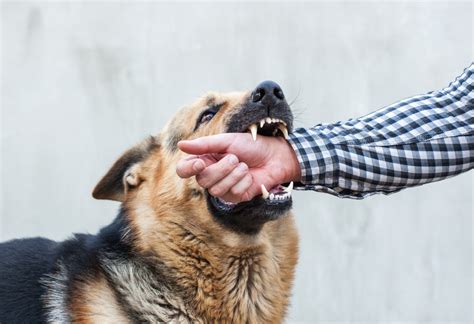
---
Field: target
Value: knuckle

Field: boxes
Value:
[209,186,223,197]
[221,156,238,171]
[231,170,244,181]
[176,164,185,176]
[196,176,209,189]
[241,192,251,202]
[231,164,248,179]
[221,162,236,173]
[230,186,243,196]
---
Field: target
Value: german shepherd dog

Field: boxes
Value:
[0,81,298,323]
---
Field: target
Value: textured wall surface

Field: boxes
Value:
[1,2,473,323]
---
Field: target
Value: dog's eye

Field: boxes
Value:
[195,104,223,129]
[200,112,216,124]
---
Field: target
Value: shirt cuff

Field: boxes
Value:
[287,127,415,199]
[287,127,339,188]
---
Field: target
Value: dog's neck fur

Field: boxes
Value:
[112,201,297,323]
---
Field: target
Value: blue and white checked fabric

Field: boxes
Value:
[288,63,474,199]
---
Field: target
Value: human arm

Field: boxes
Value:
[288,63,474,198]
[177,63,474,201]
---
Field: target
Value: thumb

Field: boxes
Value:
[178,134,236,155]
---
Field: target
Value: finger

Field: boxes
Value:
[198,153,226,166]
[178,134,238,155]
[195,154,239,188]
[176,157,206,178]
[246,182,265,201]
[220,173,253,203]
[181,154,199,161]
[208,163,249,198]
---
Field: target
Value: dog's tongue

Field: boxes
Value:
[269,185,285,194]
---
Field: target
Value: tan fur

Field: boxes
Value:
[79,92,298,323]
[70,273,130,324]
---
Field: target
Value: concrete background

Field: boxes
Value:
[1,1,473,323]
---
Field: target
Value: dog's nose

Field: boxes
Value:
[251,80,285,105]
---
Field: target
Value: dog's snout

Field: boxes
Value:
[251,80,285,105]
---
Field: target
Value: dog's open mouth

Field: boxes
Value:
[246,117,293,202]
[247,117,289,140]
[214,182,293,208]
[205,82,294,234]
[209,117,293,213]
[212,117,293,209]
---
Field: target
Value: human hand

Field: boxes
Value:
[176,133,301,203]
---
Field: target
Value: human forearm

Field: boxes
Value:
[288,63,474,199]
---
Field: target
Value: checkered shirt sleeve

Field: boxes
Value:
[288,63,474,199]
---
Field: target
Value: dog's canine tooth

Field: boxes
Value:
[284,181,294,194]
[261,184,269,199]
[260,119,265,128]
[249,124,258,141]
[278,124,289,139]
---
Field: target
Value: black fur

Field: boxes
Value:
[0,209,135,323]
[206,191,292,235]
[0,238,57,323]
[226,98,293,135]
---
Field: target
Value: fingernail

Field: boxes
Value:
[227,154,238,165]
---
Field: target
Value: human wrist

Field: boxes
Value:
[275,137,301,184]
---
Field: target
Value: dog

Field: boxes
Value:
[0,80,299,323]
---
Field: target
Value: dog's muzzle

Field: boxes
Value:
[206,80,294,234]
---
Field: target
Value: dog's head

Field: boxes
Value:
[92,80,294,239]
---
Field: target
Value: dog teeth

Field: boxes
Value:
[261,183,293,201]
[261,184,269,199]
[250,118,289,139]
[249,124,258,141]
[283,181,293,193]
[277,124,289,139]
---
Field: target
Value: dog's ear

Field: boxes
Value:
[92,136,160,202]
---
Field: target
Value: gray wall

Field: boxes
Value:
[1,2,473,323]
